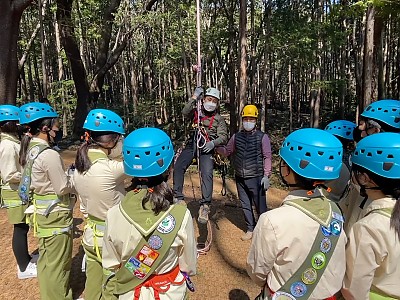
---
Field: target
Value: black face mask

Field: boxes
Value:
[48,129,63,145]
[353,127,363,143]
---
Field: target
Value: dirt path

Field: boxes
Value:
[0,150,287,300]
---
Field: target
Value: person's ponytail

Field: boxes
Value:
[19,132,32,167]
[18,118,53,167]
[75,142,91,173]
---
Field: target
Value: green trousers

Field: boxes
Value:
[38,232,73,300]
[83,243,118,300]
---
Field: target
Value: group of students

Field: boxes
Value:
[0,94,399,300]
[0,102,196,300]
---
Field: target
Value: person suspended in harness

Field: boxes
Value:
[18,102,76,300]
[173,87,228,225]
[323,120,356,206]
[0,105,37,280]
[73,109,128,300]
[341,100,400,234]
[102,127,197,300]
[247,128,346,300]
[341,133,400,300]
[216,104,272,241]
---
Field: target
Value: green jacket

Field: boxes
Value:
[182,98,228,146]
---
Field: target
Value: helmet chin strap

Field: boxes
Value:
[354,175,381,208]
[279,167,298,188]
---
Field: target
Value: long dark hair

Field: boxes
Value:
[0,120,19,136]
[19,118,54,167]
[75,131,120,173]
[130,175,174,215]
[353,164,400,240]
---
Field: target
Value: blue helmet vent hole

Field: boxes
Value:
[387,154,394,158]
[305,152,311,157]
[383,162,393,171]
[318,151,324,156]
[156,152,160,156]
[145,151,150,155]
[299,160,309,169]
[377,150,382,155]
[157,159,164,167]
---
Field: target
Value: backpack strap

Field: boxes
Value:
[272,196,343,299]
[18,142,50,204]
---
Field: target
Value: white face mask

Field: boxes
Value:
[243,121,256,131]
[108,137,123,160]
[203,102,217,112]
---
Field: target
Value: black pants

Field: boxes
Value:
[235,175,267,232]
[173,143,214,205]
[13,223,31,271]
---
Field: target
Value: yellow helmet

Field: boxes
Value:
[242,104,258,118]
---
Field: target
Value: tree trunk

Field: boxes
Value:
[361,5,375,111]
[56,0,89,136]
[0,0,33,104]
[38,0,48,98]
[238,0,247,127]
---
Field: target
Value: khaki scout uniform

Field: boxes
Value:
[102,191,197,300]
[0,133,27,223]
[26,137,75,300]
[344,197,400,300]
[73,149,128,300]
[246,191,347,300]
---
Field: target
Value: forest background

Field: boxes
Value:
[1,0,400,140]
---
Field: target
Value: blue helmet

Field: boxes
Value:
[83,109,125,134]
[361,99,400,129]
[123,127,174,177]
[280,128,343,180]
[0,105,20,123]
[324,120,356,140]
[352,133,400,179]
[19,102,58,125]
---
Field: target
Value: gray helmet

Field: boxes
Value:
[205,87,220,101]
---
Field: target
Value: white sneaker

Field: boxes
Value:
[17,261,37,279]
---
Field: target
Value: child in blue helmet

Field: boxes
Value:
[353,99,400,142]
[0,105,37,279]
[247,128,346,300]
[73,109,128,300]
[342,133,400,299]
[343,100,400,233]
[102,127,197,300]
[324,120,356,205]
[18,102,75,300]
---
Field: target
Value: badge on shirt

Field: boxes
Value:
[271,291,296,300]
[320,237,332,254]
[301,267,317,285]
[125,245,159,279]
[332,211,344,222]
[148,235,163,250]
[330,220,342,236]
[290,281,307,297]
[311,252,326,270]
[157,214,176,234]
[28,146,40,160]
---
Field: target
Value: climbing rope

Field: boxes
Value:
[194,0,213,255]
